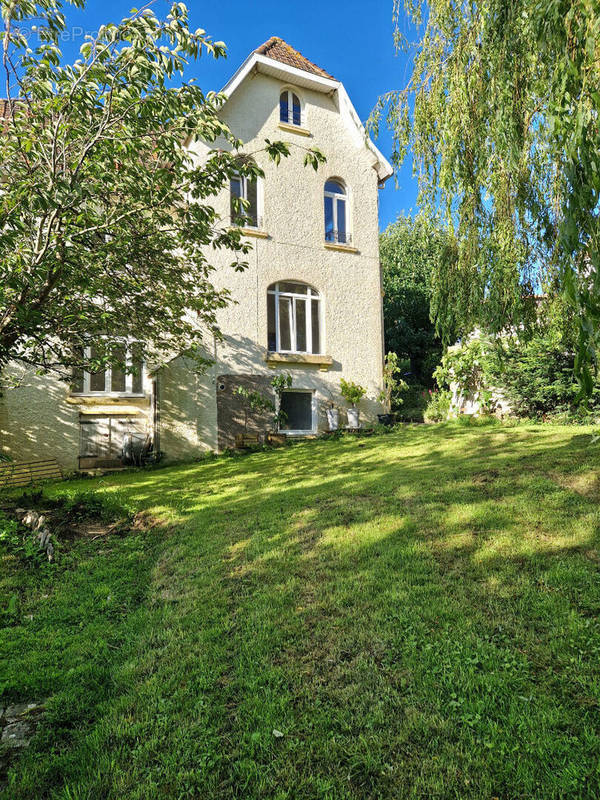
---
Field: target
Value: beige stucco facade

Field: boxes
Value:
[0,40,391,469]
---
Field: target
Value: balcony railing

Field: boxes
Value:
[325,230,352,245]
[231,214,264,230]
[280,110,304,127]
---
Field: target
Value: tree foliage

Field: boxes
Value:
[434,310,600,420]
[380,214,455,383]
[372,0,599,388]
[0,1,325,380]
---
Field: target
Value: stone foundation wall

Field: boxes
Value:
[216,374,275,451]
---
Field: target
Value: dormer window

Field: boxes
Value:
[324,179,350,244]
[280,89,302,127]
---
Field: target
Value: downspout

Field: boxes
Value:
[152,377,160,456]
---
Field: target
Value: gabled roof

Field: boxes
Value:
[221,39,394,184]
[254,36,334,81]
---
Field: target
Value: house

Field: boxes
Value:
[0,37,393,470]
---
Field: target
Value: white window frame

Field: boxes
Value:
[267,282,323,355]
[279,87,304,127]
[324,179,349,243]
[277,388,317,435]
[73,344,145,397]
[230,171,263,230]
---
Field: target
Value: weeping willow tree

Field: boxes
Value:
[371,0,599,390]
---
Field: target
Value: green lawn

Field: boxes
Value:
[2,421,600,799]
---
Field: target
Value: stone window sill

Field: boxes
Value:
[266,352,333,371]
[232,227,270,239]
[67,394,149,407]
[278,122,311,137]
[324,242,359,254]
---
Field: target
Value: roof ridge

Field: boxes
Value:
[254,36,335,81]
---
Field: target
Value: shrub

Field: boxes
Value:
[424,389,452,422]
[394,383,428,422]
[0,510,46,566]
[377,352,408,412]
[434,330,600,421]
[494,335,582,418]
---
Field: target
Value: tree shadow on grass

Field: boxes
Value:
[4,425,600,798]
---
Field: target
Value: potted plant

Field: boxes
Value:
[377,352,408,425]
[340,378,366,428]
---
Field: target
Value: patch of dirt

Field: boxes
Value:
[471,469,500,484]
[552,471,600,500]
[1,495,131,543]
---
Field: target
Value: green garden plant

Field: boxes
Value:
[377,352,408,413]
[340,379,367,409]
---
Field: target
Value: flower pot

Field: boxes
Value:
[377,413,396,426]
[326,407,339,431]
[347,407,360,428]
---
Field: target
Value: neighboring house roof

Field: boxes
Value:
[0,99,12,119]
[221,37,393,184]
[254,36,335,81]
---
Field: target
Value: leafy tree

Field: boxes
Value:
[377,351,408,411]
[380,215,456,384]
[371,0,599,389]
[0,1,324,380]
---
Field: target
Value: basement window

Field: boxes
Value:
[79,416,146,458]
[278,390,315,435]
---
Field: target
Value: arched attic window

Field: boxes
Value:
[267,281,322,354]
[324,179,349,244]
[280,89,302,126]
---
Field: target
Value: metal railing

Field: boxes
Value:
[325,230,352,245]
[280,110,303,127]
[231,214,264,230]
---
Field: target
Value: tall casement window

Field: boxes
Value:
[324,179,349,244]
[279,89,301,126]
[267,282,322,354]
[72,343,144,396]
[230,165,260,229]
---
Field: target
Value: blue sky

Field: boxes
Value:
[57,0,418,230]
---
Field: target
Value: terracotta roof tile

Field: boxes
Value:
[0,99,15,119]
[254,37,334,80]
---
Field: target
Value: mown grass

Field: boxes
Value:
[1,421,600,799]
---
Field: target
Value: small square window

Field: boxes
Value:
[279,391,313,433]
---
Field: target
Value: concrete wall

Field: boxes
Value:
[158,354,218,461]
[182,71,385,444]
[0,368,80,471]
[0,364,153,472]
